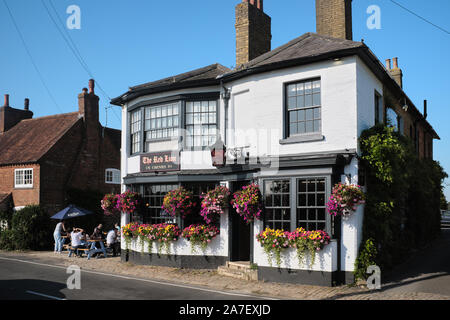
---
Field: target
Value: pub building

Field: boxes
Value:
[111,0,438,286]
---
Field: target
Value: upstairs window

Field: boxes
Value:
[130,110,142,155]
[15,169,33,188]
[386,107,403,134]
[286,79,321,136]
[105,169,121,184]
[144,102,180,150]
[374,91,383,124]
[185,100,218,149]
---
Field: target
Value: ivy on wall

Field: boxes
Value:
[355,124,447,280]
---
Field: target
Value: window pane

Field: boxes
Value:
[288,97,296,110]
[313,93,321,106]
[305,94,313,107]
[288,84,296,97]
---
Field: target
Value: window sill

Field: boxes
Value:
[279,133,324,145]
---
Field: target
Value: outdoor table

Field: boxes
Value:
[86,239,108,260]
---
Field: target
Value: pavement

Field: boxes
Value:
[0,229,449,300]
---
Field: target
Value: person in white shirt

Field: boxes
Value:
[106,228,120,257]
[70,228,86,257]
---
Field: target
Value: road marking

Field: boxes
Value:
[26,290,66,300]
[0,256,277,300]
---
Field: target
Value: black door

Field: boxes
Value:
[229,180,251,261]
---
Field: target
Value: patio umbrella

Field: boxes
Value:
[51,204,93,220]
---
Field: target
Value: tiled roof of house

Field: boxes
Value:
[236,32,364,70]
[111,63,231,105]
[0,112,82,166]
[0,193,11,204]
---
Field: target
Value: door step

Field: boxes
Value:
[217,261,258,281]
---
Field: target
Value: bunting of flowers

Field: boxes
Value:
[327,183,365,217]
[181,224,220,253]
[200,186,230,224]
[162,187,196,219]
[231,183,263,224]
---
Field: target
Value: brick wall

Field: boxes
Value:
[0,164,40,208]
[235,1,271,67]
[316,0,353,40]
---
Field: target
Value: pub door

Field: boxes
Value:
[229,180,251,262]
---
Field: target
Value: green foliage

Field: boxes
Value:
[355,124,447,280]
[354,238,378,280]
[3,205,54,251]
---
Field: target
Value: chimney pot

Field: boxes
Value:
[424,100,428,119]
[24,98,30,110]
[257,0,263,10]
[82,87,88,94]
[386,59,392,70]
[89,79,95,94]
[4,94,9,107]
[393,57,399,69]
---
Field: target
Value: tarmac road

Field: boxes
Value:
[0,255,273,300]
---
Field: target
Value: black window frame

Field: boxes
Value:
[284,78,322,138]
[262,176,331,235]
[184,99,219,151]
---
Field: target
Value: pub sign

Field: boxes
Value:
[140,151,180,173]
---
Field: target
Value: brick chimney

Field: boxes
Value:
[77,79,101,190]
[235,0,272,67]
[386,57,403,89]
[316,0,353,40]
[78,79,99,125]
[0,94,33,134]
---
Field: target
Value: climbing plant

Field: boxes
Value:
[355,124,447,280]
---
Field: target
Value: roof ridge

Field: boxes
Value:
[21,111,80,122]
[242,33,313,69]
[130,63,228,91]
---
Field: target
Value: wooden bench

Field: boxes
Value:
[68,246,90,257]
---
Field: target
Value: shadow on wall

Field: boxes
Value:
[0,279,67,300]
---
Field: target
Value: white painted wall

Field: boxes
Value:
[226,57,358,158]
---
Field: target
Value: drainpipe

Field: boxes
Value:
[220,79,231,145]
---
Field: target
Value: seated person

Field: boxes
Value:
[91,224,104,240]
[106,228,120,257]
[70,228,87,256]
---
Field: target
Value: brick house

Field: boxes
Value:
[0,80,121,214]
[112,0,439,286]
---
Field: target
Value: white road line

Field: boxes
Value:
[26,290,66,300]
[0,256,278,300]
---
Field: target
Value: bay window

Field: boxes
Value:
[185,100,218,149]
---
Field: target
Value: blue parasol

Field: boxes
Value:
[50,204,93,220]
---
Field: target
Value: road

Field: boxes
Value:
[381,228,450,297]
[0,255,273,300]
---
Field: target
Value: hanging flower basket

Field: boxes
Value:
[326,183,365,217]
[117,191,140,214]
[231,183,263,224]
[161,187,196,219]
[181,224,220,253]
[101,193,120,216]
[200,186,230,224]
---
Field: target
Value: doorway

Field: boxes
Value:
[229,180,251,262]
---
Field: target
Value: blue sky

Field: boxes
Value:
[1,0,449,200]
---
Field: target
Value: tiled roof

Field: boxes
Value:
[0,193,11,204]
[0,112,82,166]
[111,63,231,105]
[229,32,364,72]
[129,63,231,91]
